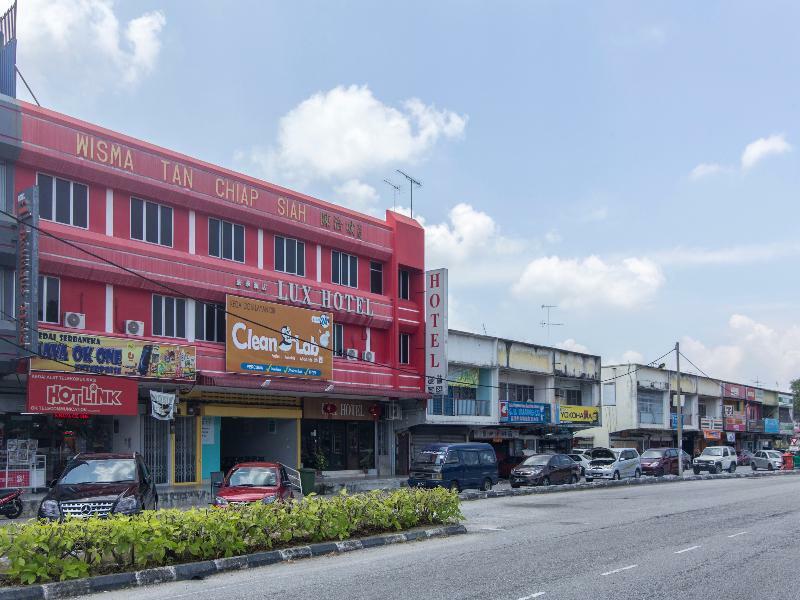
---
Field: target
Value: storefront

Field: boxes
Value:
[301,398,379,472]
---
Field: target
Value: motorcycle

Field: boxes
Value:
[0,489,23,519]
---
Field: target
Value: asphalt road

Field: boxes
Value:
[81,476,800,600]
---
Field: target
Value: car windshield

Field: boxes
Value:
[522,455,552,466]
[414,450,446,465]
[767,451,781,458]
[702,448,723,456]
[641,450,665,458]
[60,459,137,484]
[228,467,278,487]
[567,455,582,461]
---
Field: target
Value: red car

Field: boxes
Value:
[639,448,691,476]
[212,462,299,507]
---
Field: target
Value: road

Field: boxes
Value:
[81,476,800,600]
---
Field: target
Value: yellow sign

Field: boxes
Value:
[225,295,333,380]
[559,404,599,425]
[33,329,196,380]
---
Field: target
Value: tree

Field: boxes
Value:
[792,378,800,415]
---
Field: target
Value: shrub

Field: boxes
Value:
[0,487,462,585]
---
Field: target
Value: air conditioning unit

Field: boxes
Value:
[125,320,145,336]
[386,403,402,420]
[63,312,85,329]
[362,350,375,362]
[345,348,358,360]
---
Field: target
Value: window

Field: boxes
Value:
[38,276,60,324]
[332,250,357,287]
[37,173,88,228]
[274,236,305,276]
[502,383,536,402]
[131,197,173,246]
[398,269,410,300]
[557,388,582,404]
[370,261,383,294]
[462,451,479,466]
[152,294,186,338]
[333,323,344,357]
[445,451,460,464]
[399,333,410,364]
[638,390,664,425]
[479,450,496,465]
[209,218,244,262]
[195,302,225,343]
[0,268,14,321]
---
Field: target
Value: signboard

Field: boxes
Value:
[670,413,686,429]
[777,393,793,407]
[722,383,745,399]
[15,186,38,354]
[499,401,550,424]
[32,330,196,380]
[27,371,138,416]
[703,430,722,441]
[303,398,376,421]
[558,405,599,425]
[425,269,448,397]
[764,418,779,434]
[0,471,29,487]
[724,412,746,432]
[225,295,332,379]
[201,417,215,444]
[726,432,736,443]
[745,387,756,402]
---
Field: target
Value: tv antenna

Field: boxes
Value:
[383,179,401,211]
[395,169,421,218]
[540,304,564,343]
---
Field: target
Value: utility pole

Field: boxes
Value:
[396,169,421,219]
[676,341,683,477]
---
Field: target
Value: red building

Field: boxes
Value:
[3,100,425,486]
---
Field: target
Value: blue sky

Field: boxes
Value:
[14,0,800,389]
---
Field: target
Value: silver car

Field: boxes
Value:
[750,450,783,471]
[585,448,641,481]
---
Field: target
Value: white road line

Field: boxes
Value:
[728,531,748,538]
[601,564,637,576]
[674,545,701,554]
[518,593,546,600]
[481,527,508,531]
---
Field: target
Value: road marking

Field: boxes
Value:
[601,564,637,576]
[674,545,701,554]
[518,593,546,600]
[481,527,507,531]
[728,531,748,538]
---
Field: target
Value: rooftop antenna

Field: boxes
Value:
[383,179,401,211]
[395,169,421,218]
[752,377,763,387]
[540,304,564,344]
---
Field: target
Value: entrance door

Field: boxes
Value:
[346,422,359,470]
[397,432,410,475]
[142,417,170,485]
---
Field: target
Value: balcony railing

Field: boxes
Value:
[429,397,491,417]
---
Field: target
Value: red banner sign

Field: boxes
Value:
[0,471,30,487]
[27,372,138,416]
[722,383,746,399]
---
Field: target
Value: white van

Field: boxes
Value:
[585,448,641,481]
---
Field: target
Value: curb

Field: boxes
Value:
[458,468,800,501]
[0,524,466,600]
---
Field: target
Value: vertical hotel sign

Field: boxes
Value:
[425,269,448,396]
[16,187,38,355]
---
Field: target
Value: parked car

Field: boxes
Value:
[639,448,692,476]
[38,452,158,520]
[693,446,737,474]
[510,453,581,487]
[585,448,641,481]
[212,462,299,506]
[567,453,591,477]
[407,443,499,492]
[737,450,755,466]
[750,450,783,471]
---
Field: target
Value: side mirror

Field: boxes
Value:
[48,479,58,488]
[210,471,224,494]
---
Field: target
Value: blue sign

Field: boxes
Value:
[670,414,685,429]
[764,418,779,434]
[500,401,550,424]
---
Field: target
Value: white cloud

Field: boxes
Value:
[689,162,727,180]
[557,339,589,354]
[250,84,467,184]
[741,134,791,170]
[333,179,381,216]
[15,0,165,96]
[654,241,800,267]
[512,255,664,309]
[621,350,644,364]
[544,229,562,244]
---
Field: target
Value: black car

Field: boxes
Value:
[510,453,581,488]
[38,452,158,520]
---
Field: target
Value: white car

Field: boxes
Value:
[750,450,783,471]
[567,453,591,477]
[693,446,737,474]
[585,448,641,481]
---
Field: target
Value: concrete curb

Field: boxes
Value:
[0,524,466,600]
[459,468,800,501]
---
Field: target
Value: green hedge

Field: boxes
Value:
[0,488,462,585]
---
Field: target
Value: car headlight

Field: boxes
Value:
[431,473,443,480]
[261,495,277,504]
[215,496,229,506]
[39,499,59,518]
[114,495,140,514]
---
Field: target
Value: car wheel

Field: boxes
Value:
[713,464,721,474]
[580,467,585,477]
[481,478,493,491]
[449,480,461,492]
[569,474,578,484]
[751,463,758,471]
[6,498,22,519]
[693,467,700,475]
[542,476,551,486]
[634,469,641,479]
[656,468,664,477]
[768,463,774,471]
[729,462,736,473]
[613,471,620,480]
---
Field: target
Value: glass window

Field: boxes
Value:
[445,451,460,464]
[479,450,496,465]
[332,250,358,287]
[228,467,277,487]
[398,269,410,300]
[399,333,410,364]
[0,268,14,321]
[37,276,60,324]
[275,236,305,276]
[333,323,344,357]
[132,197,173,246]
[370,261,383,294]
[209,218,244,263]
[196,302,225,343]
[37,173,88,228]
[502,383,536,402]
[462,451,479,466]
[152,294,186,338]
[60,459,136,484]
[638,391,664,425]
